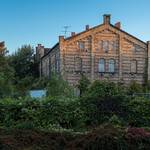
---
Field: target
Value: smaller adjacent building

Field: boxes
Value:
[36,14,150,86]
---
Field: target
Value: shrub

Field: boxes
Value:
[108,115,123,127]
[77,74,90,96]
[46,75,74,98]
[127,97,150,127]
[80,80,128,126]
[127,81,143,95]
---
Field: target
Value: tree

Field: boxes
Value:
[77,74,90,96]
[9,45,38,79]
[8,45,39,96]
[46,75,74,98]
[0,46,14,98]
[80,80,128,125]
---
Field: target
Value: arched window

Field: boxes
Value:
[108,59,115,73]
[131,60,137,73]
[98,59,105,73]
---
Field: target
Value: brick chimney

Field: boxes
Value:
[37,44,42,47]
[85,25,90,31]
[71,32,76,36]
[103,14,111,24]
[115,22,121,29]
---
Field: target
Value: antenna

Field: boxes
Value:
[61,26,71,38]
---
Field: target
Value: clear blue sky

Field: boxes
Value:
[0,0,150,53]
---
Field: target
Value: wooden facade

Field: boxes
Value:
[38,15,150,86]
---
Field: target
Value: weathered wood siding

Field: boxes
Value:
[59,24,147,85]
[40,15,148,86]
[41,45,60,78]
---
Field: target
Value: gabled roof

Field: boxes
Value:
[41,15,147,59]
[65,23,146,45]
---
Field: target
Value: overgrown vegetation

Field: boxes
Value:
[0,46,150,149]
[0,76,150,130]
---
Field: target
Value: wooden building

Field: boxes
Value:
[37,14,150,86]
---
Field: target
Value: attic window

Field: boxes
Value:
[78,41,85,50]
[134,44,141,52]
[102,41,109,53]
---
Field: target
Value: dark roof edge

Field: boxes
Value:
[41,22,147,60]
[65,23,146,45]
[65,24,104,41]
[110,24,146,45]
[41,43,59,59]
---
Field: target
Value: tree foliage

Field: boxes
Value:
[0,53,14,98]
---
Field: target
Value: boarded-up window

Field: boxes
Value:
[102,41,109,53]
[98,59,105,73]
[108,59,115,73]
[75,57,82,72]
[131,60,137,73]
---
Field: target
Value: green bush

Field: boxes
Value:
[127,97,150,127]
[77,74,90,96]
[127,81,143,95]
[46,75,74,98]
[0,80,149,131]
[80,80,128,126]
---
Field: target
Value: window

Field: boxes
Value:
[131,60,137,73]
[78,41,85,50]
[102,41,109,53]
[55,59,59,72]
[55,54,59,73]
[75,57,82,72]
[98,59,105,73]
[108,59,115,73]
[112,41,117,51]
[98,41,103,50]
[134,44,141,52]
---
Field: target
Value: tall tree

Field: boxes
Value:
[0,42,14,98]
[8,45,39,96]
[10,45,38,79]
